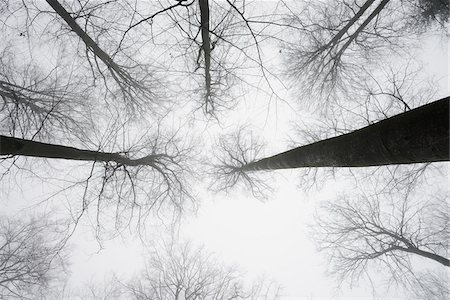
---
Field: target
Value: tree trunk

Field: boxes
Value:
[0,136,157,166]
[199,0,212,103]
[242,97,449,171]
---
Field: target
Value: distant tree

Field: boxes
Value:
[0,48,90,141]
[123,241,281,300]
[409,270,450,300]
[284,0,449,98]
[0,216,68,299]
[310,189,449,297]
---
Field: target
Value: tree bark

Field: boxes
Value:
[199,0,212,100]
[241,97,449,171]
[0,136,157,166]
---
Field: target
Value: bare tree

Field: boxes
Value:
[1,0,294,120]
[283,0,449,99]
[210,127,273,199]
[43,0,160,114]
[291,63,444,192]
[0,125,196,240]
[311,189,449,297]
[46,0,288,117]
[123,241,281,300]
[0,47,90,141]
[409,270,450,300]
[211,97,449,195]
[0,215,68,299]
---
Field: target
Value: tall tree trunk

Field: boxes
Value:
[241,97,449,171]
[0,135,158,166]
[199,0,212,105]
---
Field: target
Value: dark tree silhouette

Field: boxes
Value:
[213,97,449,193]
[291,63,443,192]
[0,129,196,239]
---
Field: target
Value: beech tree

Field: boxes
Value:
[291,63,443,192]
[0,1,197,236]
[40,0,287,116]
[0,1,448,298]
[212,97,449,195]
[0,127,195,238]
[44,0,159,113]
[284,0,449,98]
[123,241,281,300]
[311,189,449,297]
[0,216,68,299]
[0,49,90,141]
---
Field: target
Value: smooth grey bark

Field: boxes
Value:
[199,0,212,105]
[0,135,159,166]
[241,97,449,171]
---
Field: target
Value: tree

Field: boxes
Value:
[123,241,281,300]
[0,128,195,238]
[38,0,287,117]
[0,47,90,141]
[212,97,449,194]
[0,215,68,299]
[291,62,443,192]
[310,189,449,297]
[0,0,202,239]
[44,0,159,113]
[284,0,449,98]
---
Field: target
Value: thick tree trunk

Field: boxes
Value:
[199,0,212,100]
[242,97,449,171]
[0,136,157,166]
